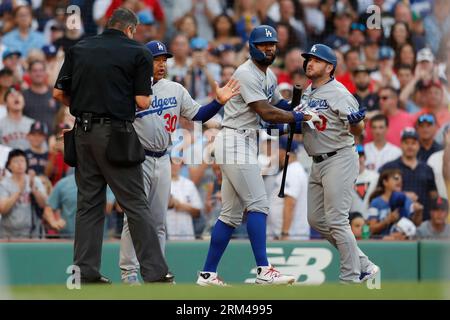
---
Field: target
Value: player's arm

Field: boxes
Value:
[349,121,365,136]
[53,88,70,106]
[249,100,311,124]
[53,48,73,106]
[191,79,240,122]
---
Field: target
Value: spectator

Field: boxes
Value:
[166,158,202,240]
[53,14,85,54]
[44,124,69,186]
[1,5,47,57]
[351,145,379,218]
[134,9,156,44]
[0,149,47,239]
[42,44,63,89]
[277,0,307,50]
[347,22,366,53]
[389,21,413,53]
[172,0,222,41]
[416,197,450,239]
[220,65,236,88]
[233,0,261,43]
[379,128,438,221]
[397,64,418,112]
[0,68,14,118]
[416,114,443,162]
[427,128,450,200]
[267,137,309,240]
[22,60,60,135]
[1,49,23,86]
[371,46,400,90]
[353,65,378,113]
[210,13,242,50]
[277,48,302,85]
[175,13,198,41]
[424,0,450,55]
[167,33,191,86]
[443,128,450,202]
[364,114,402,172]
[43,171,115,239]
[415,79,450,129]
[363,38,380,73]
[336,48,361,94]
[273,22,301,65]
[0,87,34,150]
[365,86,415,147]
[185,37,219,105]
[323,9,352,51]
[395,43,416,69]
[348,211,366,240]
[367,169,417,238]
[212,44,239,69]
[24,121,48,176]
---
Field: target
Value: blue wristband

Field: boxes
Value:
[192,99,223,122]
[275,99,292,111]
[291,111,304,123]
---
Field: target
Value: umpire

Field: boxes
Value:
[52,8,172,283]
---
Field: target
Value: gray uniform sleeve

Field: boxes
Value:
[237,70,267,104]
[179,86,202,121]
[330,93,359,123]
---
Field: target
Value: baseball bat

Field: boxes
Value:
[278,84,302,198]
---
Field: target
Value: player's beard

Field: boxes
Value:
[356,83,369,91]
[259,54,276,66]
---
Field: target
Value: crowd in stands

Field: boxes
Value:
[0,0,449,241]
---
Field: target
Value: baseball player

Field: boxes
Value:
[119,40,240,284]
[297,44,379,283]
[196,25,321,286]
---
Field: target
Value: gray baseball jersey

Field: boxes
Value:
[134,78,201,152]
[221,59,282,130]
[120,78,202,277]
[300,79,359,156]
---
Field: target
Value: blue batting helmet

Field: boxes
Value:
[146,40,173,58]
[249,25,278,63]
[302,44,337,74]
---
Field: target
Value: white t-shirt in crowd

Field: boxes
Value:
[364,141,402,172]
[166,175,203,240]
[268,161,309,240]
[427,150,448,200]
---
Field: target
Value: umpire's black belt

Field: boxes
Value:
[312,151,337,163]
[144,149,167,158]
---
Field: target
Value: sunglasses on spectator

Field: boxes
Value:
[351,23,366,32]
[417,114,435,124]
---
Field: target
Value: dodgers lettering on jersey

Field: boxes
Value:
[301,79,359,155]
[134,78,201,152]
[222,59,282,130]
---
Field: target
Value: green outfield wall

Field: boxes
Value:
[0,240,448,285]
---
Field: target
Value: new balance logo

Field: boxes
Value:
[265,29,272,37]
[157,43,164,51]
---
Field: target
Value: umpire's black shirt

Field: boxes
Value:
[55,28,153,121]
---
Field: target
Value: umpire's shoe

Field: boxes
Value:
[152,272,175,283]
[255,266,296,285]
[81,275,112,285]
[196,271,227,286]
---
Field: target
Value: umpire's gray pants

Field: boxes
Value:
[119,154,171,275]
[73,122,168,282]
[307,146,372,282]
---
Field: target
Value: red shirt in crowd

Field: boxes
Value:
[364,110,416,147]
[105,0,165,21]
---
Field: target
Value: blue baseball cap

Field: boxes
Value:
[279,137,299,152]
[379,46,395,60]
[401,127,419,141]
[2,49,21,60]
[137,9,155,25]
[190,37,208,51]
[145,40,173,58]
[42,44,57,57]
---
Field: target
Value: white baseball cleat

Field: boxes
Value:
[196,271,228,286]
[255,266,296,285]
[360,264,380,282]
